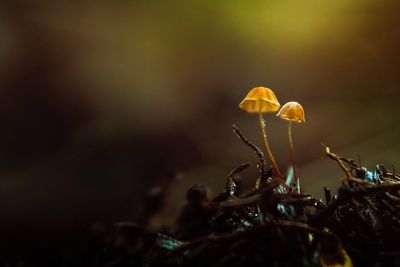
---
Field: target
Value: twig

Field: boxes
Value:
[209,179,281,210]
[310,183,400,226]
[232,124,268,179]
[322,144,351,180]
[168,219,338,256]
[277,195,325,209]
[227,162,251,178]
[226,162,251,198]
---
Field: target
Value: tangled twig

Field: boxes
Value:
[232,124,269,180]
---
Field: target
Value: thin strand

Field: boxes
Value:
[288,122,299,193]
[258,111,282,177]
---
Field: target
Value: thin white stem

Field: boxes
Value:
[288,122,300,193]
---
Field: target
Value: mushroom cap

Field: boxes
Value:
[239,86,281,113]
[276,101,305,123]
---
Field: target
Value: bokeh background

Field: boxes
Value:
[0,0,399,251]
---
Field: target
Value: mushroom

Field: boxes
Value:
[276,101,305,193]
[239,86,282,177]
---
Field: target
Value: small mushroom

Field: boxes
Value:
[276,101,305,193]
[239,86,282,177]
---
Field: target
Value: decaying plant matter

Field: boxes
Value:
[101,125,400,267]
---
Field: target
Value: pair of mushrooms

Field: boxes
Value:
[239,86,305,192]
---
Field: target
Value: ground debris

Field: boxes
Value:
[124,136,400,266]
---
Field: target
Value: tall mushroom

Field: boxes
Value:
[276,101,305,193]
[239,86,282,177]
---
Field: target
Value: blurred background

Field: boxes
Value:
[0,0,399,252]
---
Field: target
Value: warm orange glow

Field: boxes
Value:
[277,101,305,123]
[239,87,281,113]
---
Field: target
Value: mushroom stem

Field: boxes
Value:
[288,122,300,193]
[257,111,282,177]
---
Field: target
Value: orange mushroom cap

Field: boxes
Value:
[239,86,281,113]
[276,101,305,123]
